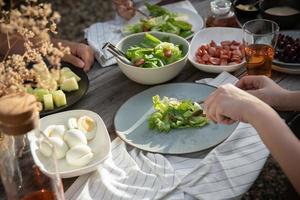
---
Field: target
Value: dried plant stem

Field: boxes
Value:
[6,32,11,49]
[3,38,19,61]
[0,1,68,97]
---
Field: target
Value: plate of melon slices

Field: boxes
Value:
[28,63,89,117]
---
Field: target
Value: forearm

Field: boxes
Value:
[0,33,26,56]
[249,106,300,193]
[282,91,300,111]
[0,34,72,58]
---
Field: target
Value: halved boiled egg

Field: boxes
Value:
[44,125,65,139]
[66,144,94,167]
[39,138,53,157]
[77,116,96,140]
[49,137,68,159]
[64,129,87,148]
[68,117,78,129]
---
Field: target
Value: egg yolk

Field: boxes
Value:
[82,117,94,132]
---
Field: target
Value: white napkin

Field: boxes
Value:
[65,72,269,200]
[84,0,198,67]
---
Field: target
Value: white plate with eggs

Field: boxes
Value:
[28,110,111,178]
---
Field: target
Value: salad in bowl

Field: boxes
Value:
[116,32,189,85]
[125,33,184,68]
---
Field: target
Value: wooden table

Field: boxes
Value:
[62,0,300,195]
[0,0,299,199]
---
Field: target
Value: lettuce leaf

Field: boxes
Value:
[125,33,183,68]
[145,3,176,17]
[148,95,209,133]
[122,3,193,38]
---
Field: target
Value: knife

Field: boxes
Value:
[156,0,185,6]
[134,0,185,8]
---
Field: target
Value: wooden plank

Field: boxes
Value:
[276,74,300,91]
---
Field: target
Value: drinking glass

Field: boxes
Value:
[242,19,279,77]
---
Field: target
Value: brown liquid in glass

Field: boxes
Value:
[16,164,59,200]
[21,189,55,200]
[245,44,274,77]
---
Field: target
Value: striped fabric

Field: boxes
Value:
[65,72,269,200]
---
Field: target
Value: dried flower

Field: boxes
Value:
[0,0,69,97]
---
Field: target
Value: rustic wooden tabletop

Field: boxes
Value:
[61,0,300,196]
[61,57,300,197]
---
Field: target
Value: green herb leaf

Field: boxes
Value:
[148,95,209,132]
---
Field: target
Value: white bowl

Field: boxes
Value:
[116,32,189,85]
[28,110,111,178]
[188,27,246,73]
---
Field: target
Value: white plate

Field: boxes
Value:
[189,27,246,73]
[123,7,204,39]
[114,83,238,154]
[28,110,111,178]
[272,64,300,75]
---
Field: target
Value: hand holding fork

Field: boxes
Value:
[113,0,136,20]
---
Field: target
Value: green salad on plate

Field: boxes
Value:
[123,3,194,38]
[148,95,209,132]
[126,33,183,68]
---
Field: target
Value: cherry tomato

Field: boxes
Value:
[164,49,172,57]
[134,58,145,66]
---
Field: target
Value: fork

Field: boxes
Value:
[102,42,132,65]
[135,8,151,19]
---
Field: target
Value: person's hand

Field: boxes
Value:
[236,76,289,110]
[113,0,135,20]
[61,41,94,72]
[204,84,272,125]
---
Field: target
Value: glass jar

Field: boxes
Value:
[206,0,239,28]
[0,93,65,200]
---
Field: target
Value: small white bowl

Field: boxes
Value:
[116,32,189,85]
[28,110,111,178]
[188,27,246,73]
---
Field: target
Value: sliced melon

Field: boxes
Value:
[60,67,81,83]
[60,67,71,73]
[43,94,54,110]
[33,62,49,76]
[60,77,79,92]
[60,71,81,83]
[52,90,67,107]
[47,79,58,92]
[27,87,34,94]
[51,68,60,83]
[33,88,49,102]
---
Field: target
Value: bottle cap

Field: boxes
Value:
[0,93,40,135]
[210,0,232,15]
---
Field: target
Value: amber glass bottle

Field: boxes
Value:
[206,0,239,28]
[0,93,65,200]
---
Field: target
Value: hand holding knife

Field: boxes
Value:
[113,0,185,20]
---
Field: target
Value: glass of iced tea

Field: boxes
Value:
[242,19,279,77]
